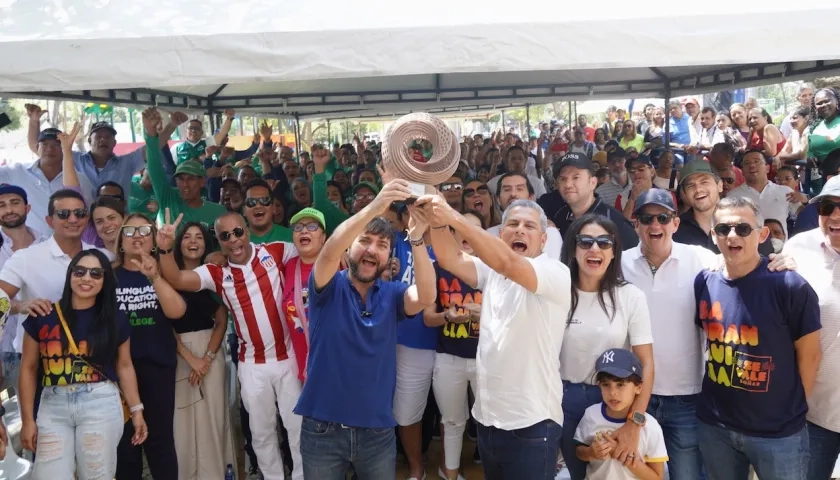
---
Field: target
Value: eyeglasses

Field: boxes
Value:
[354,193,376,202]
[218,227,246,242]
[719,177,735,184]
[464,185,489,198]
[293,222,321,233]
[819,200,840,216]
[713,223,758,237]
[575,234,615,250]
[71,266,105,280]
[121,225,153,237]
[440,183,463,192]
[637,213,674,225]
[55,208,88,220]
[244,196,272,208]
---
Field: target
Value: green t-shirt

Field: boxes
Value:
[129,181,157,215]
[251,224,293,244]
[807,116,840,162]
[175,139,208,165]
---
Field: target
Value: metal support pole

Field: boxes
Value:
[664,88,672,148]
[294,114,301,157]
[568,101,572,127]
[209,112,216,134]
[128,109,136,143]
[327,120,331,145]
[501,110,506,131]
[525,103,531,139]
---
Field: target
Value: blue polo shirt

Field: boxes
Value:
[668,114,693,145]
[294,270,409,428]
[392,232,438,350]
[73,149,146,200]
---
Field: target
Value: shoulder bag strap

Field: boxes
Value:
[55,303,80,356]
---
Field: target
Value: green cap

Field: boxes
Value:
[679,160,717,186]
[353,181,380,195]
[289,207,326,230]
[174,160,206,178]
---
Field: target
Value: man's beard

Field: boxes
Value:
[0,214,26,229]
[349,256,386,283]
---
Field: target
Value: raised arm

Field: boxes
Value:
[156,209,204,292]
[213,110,235,145]
[312,174,412,290]
[402,206,436,316]
[25,104,48,155]
[425,209,479,289]
[59,123,82,189]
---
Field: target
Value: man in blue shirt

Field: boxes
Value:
[694,196,821,480]
[295,166,437,479]
[668,100,694,148]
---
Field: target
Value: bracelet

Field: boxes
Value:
[146,273,161,284]
[431,225,448,230]
[409,237,425,247]
[129,403,144,414]
[206,351,217,360]
[157,247,173,255]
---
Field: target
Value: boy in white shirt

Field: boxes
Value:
[574,348,668,480]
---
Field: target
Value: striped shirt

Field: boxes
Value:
[196,242,297,364]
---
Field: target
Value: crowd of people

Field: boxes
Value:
[0,84,835,480]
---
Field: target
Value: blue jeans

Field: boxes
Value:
[300,416,395,479]
[807,421,840,479]
[560,381,603,480]
[697,421,809,480]
[647,394,705,480]
[476,419,562,480]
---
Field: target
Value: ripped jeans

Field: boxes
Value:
[32,381,124,480]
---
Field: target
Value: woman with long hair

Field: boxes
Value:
[651,149,678,191]
[424,211,485,480]
[729,103,752,147]
[558,214,655,480]
[172,222,236,479]
[747,107,786,179]
[618,119,644,152]
[114,213,187,480]
[593,128,607,151]
[643,108,666,148]
[19,249,147,478]
[462,180,501,228]
[89,196,126,253]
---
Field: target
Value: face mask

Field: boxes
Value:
[770,238,784,253]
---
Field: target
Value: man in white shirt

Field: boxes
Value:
[729,149,802,238]
[487,146,546,199]
[419,195,571,479]
[485,172,563,259]
[0,184,47,392]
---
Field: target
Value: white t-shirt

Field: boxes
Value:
[472,254,571,430]
[486,224,562,260]
[574,403,668,480]
[560,284,653,384]
[622,243,717,396]
[729,182,800,238]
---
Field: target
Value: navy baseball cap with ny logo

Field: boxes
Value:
[596,348,643,378]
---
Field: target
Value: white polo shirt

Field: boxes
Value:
[728,181,800,237]
[0,227,48,354]
[0,162,95,235]
[486,224,563,260]
[621,242,718,396]
[782,228,840,432]
[472,254,571,430]
[0,237,111,353]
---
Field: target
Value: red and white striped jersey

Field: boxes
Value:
[196,242,297,364]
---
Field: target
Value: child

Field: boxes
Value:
[574,348,668,479]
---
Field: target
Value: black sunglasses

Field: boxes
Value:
[720,177,735,185]
[713,223,758,237]
[55,208,88,220]
[293,222,321,233]
[219,227,246,242]
[637,213,674,226]
[464,185,489,198]
[245,196,272,208]
[121,225,153,237]
[575,234,615,250]
[819,200,840,216]
[71,266,105,280]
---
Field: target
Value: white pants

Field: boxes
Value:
[393,345,436,426]
[432,352,477,470]
[238,359,303,480]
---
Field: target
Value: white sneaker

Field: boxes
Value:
[438,467,465,480]
[407,472,427,480]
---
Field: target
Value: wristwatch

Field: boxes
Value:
[206,351,217,360]
[628,411,646,427]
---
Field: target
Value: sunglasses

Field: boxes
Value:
[440,183,464,192]
[713,223,758,237]
[71,266,105,280]
[464,185,489,198]
[293,222,321,233]
[575,234,615,250]
[219,227,246,242]
[245,196,272,208]
[122,225,153,237]
[354,193,376,202]
[819,200,840,216]
[637,213,674,226]
[720,177,735,185]
[55,208,88,220]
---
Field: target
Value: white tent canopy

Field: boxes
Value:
[2,0,840,119]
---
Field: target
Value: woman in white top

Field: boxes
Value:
[558,214,655,480]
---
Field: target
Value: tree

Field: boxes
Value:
[0,99,23,130]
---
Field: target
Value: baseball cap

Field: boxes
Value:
[679,160,717,186]
[89,121,117,137]
[633,188,676,215]
[289,207,326,229]
[0,184,28,204]
[607,148,627,163]
[353,181,380,195]
[38,128,61,143]
[174,161,206,178]
[810,175,840,204]
[595,348,643,379]
[627,154,653,168]
[552,152,591,178]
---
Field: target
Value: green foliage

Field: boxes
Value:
[0,99,22,130]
